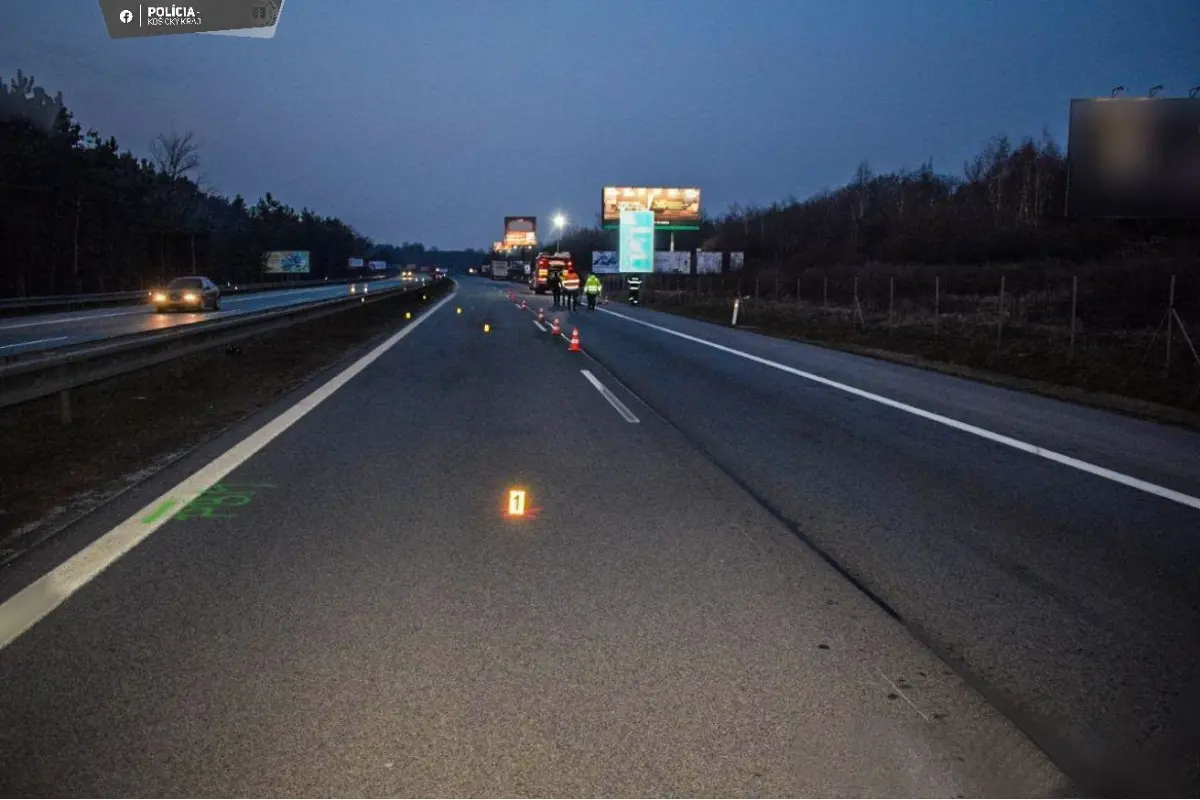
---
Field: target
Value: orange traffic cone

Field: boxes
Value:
[536,307,545,323]
[550,318,561,336]
[568,328,581,352]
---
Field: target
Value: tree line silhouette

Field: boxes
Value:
[555,131,1195,273]
[0,71,481,297]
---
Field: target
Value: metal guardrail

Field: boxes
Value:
[0,276,391,316]
[0,278,448,420]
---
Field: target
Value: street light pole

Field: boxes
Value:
[553,213,567,252]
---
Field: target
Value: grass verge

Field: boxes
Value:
[0,281,452,561]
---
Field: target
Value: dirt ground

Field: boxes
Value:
[0,282,452,561]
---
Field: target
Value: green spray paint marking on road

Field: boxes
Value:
[141,499,178,524]
[172,483,275,521]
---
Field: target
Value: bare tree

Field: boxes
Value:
[148,130,203,272]
[149,129,199,179]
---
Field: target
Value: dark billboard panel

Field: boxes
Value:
[601,186,702,230]
[1067,98,1200,218]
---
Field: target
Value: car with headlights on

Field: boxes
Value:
[151,276,221,312]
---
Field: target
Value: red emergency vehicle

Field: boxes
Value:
[531,252,573,294]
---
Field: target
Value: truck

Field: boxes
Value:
[490,260,509,280]
[530,252,573,294]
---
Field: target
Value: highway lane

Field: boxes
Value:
[0,279,1067,796]
[519,284,1200,795]
[0,278,418,357]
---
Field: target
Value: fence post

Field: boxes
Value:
[796,277,801,310]
[755,276,760,303]
[1165,274,1176,374]
[775,275,780,302]
[853,276,860,329]
[823,276,828,309]
[888,275,895,333]
[934,275,940,339]
[1069,274,1077,360]
[996,275,1005,349]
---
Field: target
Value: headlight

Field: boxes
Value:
[183,292,198,302]
[152,292,166,302]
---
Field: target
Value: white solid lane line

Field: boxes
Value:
[533,319,546,332]
[0,289,458,653]
[581,369,640,423]
[598,307,1200,512]
[0,336,69,350]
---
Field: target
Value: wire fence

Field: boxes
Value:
[599,264,1200,412]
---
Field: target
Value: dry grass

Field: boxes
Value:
[628,280,1200,416]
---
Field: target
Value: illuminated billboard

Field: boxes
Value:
[263,250,310,274]
[1067,98,1200,218]
[602,186,701,230]
[503,216,538,248]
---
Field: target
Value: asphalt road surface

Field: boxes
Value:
[6,275,1199,795]
[0,278,1075,797]
[0,278,412,357]
[529,282,1200,795]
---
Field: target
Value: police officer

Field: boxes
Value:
[627,274,643,305]
[584,272,602,311]
[549,270,563,308]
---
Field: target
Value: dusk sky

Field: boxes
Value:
[2,0,1197,250]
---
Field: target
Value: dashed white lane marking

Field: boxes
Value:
[581,369,640,424]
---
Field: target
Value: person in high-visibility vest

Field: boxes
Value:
[584,273,602,311]
[561,268,581,311]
